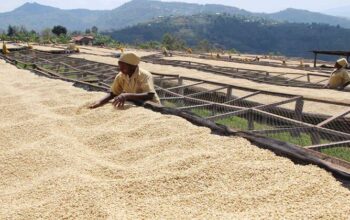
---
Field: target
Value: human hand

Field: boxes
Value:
[113,94,128,107]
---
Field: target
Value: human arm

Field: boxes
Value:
[89,73,124,109]
[112,92,155,107]
[89,92,116,109]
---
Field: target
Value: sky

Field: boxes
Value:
[0,0,349,13]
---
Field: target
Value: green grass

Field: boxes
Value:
[320,147,350,162]
[215,116,273,131]
[41,64,53,70]
[64,74,79,80]
[216,116,248,130]
[191,108,212,117]
[16,62,30,69]
[163,100,183,108]
[267,132,314,146]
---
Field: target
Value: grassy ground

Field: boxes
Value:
[191,108,212,118]
[216,116,272,131]
[320,147,350,162]
[163,100,184,108]
[267,132,329,147]
[164,100,333,148]
[16,62,32,69]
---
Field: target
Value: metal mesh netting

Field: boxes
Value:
[6,50,119,88]
[143,54,328,89]
[154,76,350,163]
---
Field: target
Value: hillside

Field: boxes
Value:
[0,3,105,31]
[93,0,251,30]
[1,0,350,31]
[109,14,350,58]
[266,8,350,27]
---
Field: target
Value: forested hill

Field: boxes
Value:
[108,14,350,58]
[1,0,350,31]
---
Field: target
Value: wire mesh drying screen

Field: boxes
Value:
[154,75,350,163]
[143,54,328,88]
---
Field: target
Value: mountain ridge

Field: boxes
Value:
[108,14,350,58]
[0,0,350,31]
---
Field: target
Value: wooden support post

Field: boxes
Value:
[212,104,217,116]
[226,87,233,100]
[313,52,317,68]
[292,98,304,137]
[55,63,61,73]
[248,110,254,130]
[177,77,184,96]
[64,64,69,75]
[177,77,185,105]
[294,99,304,121]
[310,129,321,145]
[265,72,269,79]
[177,77,183,86]
[159,76,164,88]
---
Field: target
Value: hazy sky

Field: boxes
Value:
[0,0,349,13]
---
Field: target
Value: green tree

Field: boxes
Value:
[52,25,67,36]
[91,26,98,34]
[7,25,18,37]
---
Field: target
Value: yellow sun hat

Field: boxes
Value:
[119,52,140,66]
[336,58,348,67]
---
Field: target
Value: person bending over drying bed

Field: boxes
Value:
[89,52,160,108]
[323,58,350,91]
